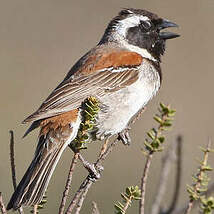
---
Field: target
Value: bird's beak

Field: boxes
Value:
[158,19,180,40]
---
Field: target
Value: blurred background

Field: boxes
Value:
[0,0,214,213]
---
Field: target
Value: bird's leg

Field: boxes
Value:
[78,154,103,181]
[118,107,146,145]
[118,127,131,145]
[68,144,103,181]
[99,137,110,157]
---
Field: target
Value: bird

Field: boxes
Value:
[7,8,179,210]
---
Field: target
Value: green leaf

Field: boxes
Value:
[153,116,163,124]
[158,136,165,143]
[147,131,155,140]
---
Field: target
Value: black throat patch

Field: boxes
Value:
[126,26,165,61]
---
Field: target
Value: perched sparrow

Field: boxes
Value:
[7,8,179,210]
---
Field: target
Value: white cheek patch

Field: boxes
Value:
[113,15,157,62]
[122,41,157,62]
[116,15,150,37]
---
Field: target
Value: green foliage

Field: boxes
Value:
[200,196,214,214]
[143,103,176,153]
[114,186,141,214]
[187,144,214,204]
[71,96,100,152]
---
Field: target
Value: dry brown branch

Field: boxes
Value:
[9,130,17,190]
[91,201,100,214]
[65,178,93,214]
[139,151,153,214]
[33,205,38,214]
[9,131,24,214]
[65,137,119,214]
[98,137,109,158]
[172,183,214,214]
[74,181,92,214]
[58,152,79,214]
[0,193,7,214]
[164,136,182,214]
[122,196,133,213]
[184,141,212,214]
[151,140,177,214]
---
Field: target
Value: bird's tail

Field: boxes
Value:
[7,117,80,210]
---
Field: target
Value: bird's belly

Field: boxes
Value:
[95,72,160,139]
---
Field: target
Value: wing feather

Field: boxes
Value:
[23,48,143,123]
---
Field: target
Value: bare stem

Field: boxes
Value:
[65,179,93,214]
[123,197,132,213]
[165,136,182,214]
[33,205,38,214]
[58,153,79,214]
[151,141,177,214]
[91,201,100,214]
[9,131,24,214]
[9,130,17,190]
[184,141,211,214]
[74,181,92,214]
[172,182,214,214]
[139,151,153,214]
[0,193,7,214]
[65,137,119,214]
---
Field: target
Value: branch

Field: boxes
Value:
[139,151,153,214]
[33,205,38,214]
[58,152,79,214]
[184,141,212,214]
[9,130,17,190]
[0,193,7,214]
[65,137,119,214]
[9,131,24,214]
[164,136,182,214]
[139,103,176,214]
[172,182,214,214]
[91,201,100,214]
[151,140,177,214]
[65,176,93,214]
[74,181,92,214]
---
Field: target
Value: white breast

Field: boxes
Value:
[96,60,160,139]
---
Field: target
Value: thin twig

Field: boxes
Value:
[96,137,119,165]
[65,178,93,214]
[172,181,214,214]
[65,137,119,214]
[74,181,92,214]
[91,201,100,214]
[0,193,7,214]
[98,137,109,158]
[139,151,153,214]
[58,152,79,214]
[151,141,177,214]
[184,141,212,214]
[33,205,38,214]
[9,130,17,190]
[123,197,132,213]
[9,131,24,214]
[164,136,182,214]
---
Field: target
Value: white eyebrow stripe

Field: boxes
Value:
[116,15,150,37]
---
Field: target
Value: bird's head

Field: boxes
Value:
[101,8,180,61]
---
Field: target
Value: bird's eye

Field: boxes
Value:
[140,21,151,30]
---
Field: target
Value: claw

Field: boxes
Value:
[118,128,131,145]
[79,154,103,180]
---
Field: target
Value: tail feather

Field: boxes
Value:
[7,125,78,210]
[27,141,65,205]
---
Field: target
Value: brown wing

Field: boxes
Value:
[23,48,143,123]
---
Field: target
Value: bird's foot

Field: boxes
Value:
[78,154,103,181]
[118,127,131,145]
